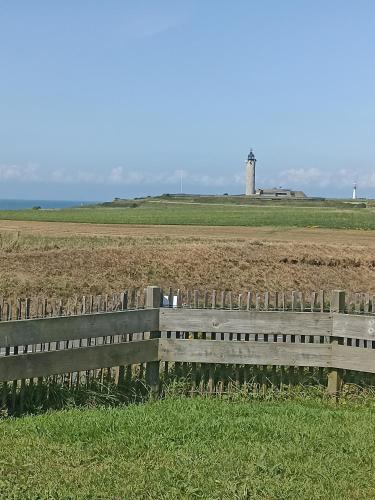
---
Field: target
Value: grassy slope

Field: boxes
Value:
[0,202,374,229]
[1,398,375,499]
[106,194,366,207]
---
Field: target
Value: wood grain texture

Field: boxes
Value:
[158,339,332,368]
[333,313,375,341]
[1,305,375,382]
[0,309,159,348]
[0,339,159,381]
[327,291,345,396]
[332,344,375,373]
[1,335,375,382]
[160,309,332,336]
[145,286,161,396]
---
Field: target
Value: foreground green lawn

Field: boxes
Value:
[1,398,375,499]
[0,203,375,229]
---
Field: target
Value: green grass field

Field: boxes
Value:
[2,397,375,499]
[0,201,375,229]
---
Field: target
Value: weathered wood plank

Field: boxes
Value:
[332,344,375,374]
[158,339,332,367]
[333,313,375,341]
[0,339,159,381]
[0,309,159,348]
[160,309,332,336]
[327,290,345,396]
[145,286,161,398]
[1,332,375,382]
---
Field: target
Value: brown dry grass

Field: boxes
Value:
[0,221,374,298]
[2,219,375,245]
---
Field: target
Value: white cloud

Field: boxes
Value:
[1,163,374,192]
[109,167,149,185]
[0,164,40,181]
[0,164,235,187]
[259,167,375,190]
[107,167,241,188]
[277,167,332,188]
[360,172,375,188]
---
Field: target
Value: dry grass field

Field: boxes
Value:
[0,220,375,298]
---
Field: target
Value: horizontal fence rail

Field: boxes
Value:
[158,340,375,374]
[159,339,333,368]
[0,340,159,381]
[1,287,375,413]
[160,309,333,336]
[0,309,159,349]
[333,314,375,341]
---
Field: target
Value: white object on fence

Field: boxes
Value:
[163,295,178,307]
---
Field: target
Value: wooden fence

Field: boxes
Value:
[1,286,375,413]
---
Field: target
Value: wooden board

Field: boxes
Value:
[0,339,159,381]
[1,335,375,381]
[333,313,375,341]
[0,309,159,348]
[158,339,332,368]
[160,309,332,336]
[332,344,375,373]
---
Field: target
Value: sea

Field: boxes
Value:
[0,199,96,210]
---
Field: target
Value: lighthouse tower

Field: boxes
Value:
[245,149,256,195]
[352,183,357,200]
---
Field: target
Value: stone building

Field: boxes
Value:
[245,149,306,198]
[255,188,306,198]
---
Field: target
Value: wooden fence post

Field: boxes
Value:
[145,286,161,399]
[327,290,345,397]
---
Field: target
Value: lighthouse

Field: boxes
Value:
[245,149,256,195]
[352,183,357,200]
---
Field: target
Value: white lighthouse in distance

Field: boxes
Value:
[352,183,357,200]
[245,149,256,195]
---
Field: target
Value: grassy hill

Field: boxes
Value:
[102,193,366,208]
[0,197,373,229]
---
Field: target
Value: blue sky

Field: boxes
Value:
[1,1,374,200]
